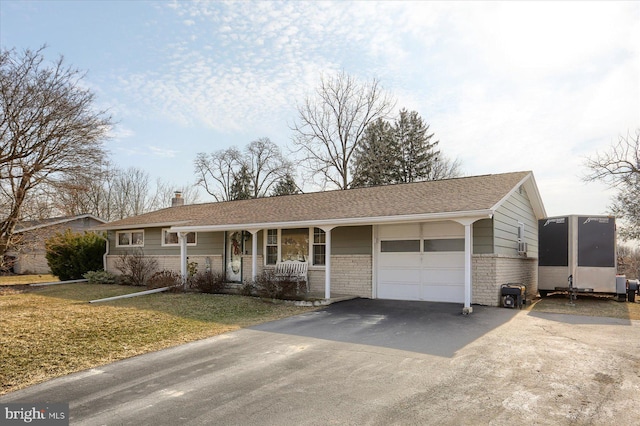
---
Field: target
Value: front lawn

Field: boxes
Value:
[0,274,58,285]
[0,283,315,395]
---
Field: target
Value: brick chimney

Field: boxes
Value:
[171,191,184,207]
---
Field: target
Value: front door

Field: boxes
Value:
[226,231,243,282]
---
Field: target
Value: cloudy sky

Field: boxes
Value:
[1,0,638,216]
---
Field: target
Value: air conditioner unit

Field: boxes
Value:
[518,241,528,255]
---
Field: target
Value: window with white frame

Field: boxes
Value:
[281,228,309,262]
[162,229,196,246]
[266,229,278,265]
[313,228,326,265]
[264,228,327,266]
[116,230,145,247]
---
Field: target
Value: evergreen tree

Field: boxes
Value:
[271,173,300,196]
[45,230,106,281]
[229,164,253,200]
[351,118,395,188]
[351,110,448,187]
[393,109,439,183]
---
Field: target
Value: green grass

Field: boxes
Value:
[0,283,315,395]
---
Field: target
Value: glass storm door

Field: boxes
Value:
[226,231,243,282]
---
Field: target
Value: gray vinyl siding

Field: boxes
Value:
[473,219,494,254]
[246,226,372,256]
[108,228,224,256]
[332,226,372,255]
[492,187,538,257]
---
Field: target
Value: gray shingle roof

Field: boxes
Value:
[16,214,106,232]
[97,171,537,230]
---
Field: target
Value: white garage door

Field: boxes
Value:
[377,223,465,303]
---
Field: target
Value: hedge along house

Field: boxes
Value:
[96,172,546,313]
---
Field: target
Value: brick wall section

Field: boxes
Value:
[246,255,372,298]
[306,255,372,297]
[473,254,538,306]
[106,255,224,275]
[330,255,372,297]
[308,269,325,294]
[241,255,264,282]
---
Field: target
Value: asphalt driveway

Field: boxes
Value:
[2,299,640,425]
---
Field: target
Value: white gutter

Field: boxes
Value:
[17,214,106,233]
[171,209,494,233]
[93,221,192,231]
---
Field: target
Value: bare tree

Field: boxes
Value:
[111,167,151,219]
[427,155,463,181]
[0,46,111,262]
[52,162,200,221]
[291,71,395,189]
[195,140,290,200]
[53,162,113,218]
[245,137,292,198]
[148,179,200,210]
[585,129,640,240]
[618,244,640,279]
[194,148,242,201]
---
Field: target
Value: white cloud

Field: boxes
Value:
[100,0,637,215]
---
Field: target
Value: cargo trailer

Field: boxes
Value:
[538,215,622,298]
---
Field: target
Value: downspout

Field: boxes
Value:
[103,237,109,272]
[96,231,109,272]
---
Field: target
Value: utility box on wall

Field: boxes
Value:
[538,215,617,296]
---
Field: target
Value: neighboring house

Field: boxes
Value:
[9,214,106,274]
[96,172,546,311]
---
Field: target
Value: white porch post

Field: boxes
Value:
[463,222,473,314]
[179,232,188,288]
[248,229,260,281]
[321,226,334,299]
[455,219,476,315]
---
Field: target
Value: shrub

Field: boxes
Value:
[189,270,226,294]
[252,270,279,299]
[147,270,183,291]
[115,250,158,286]
[278,274,306,299]
[252,270,306,300]
[239,281,255,297]
[83,270,117,285]
[45,230,106,281]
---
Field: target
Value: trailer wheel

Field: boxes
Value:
[539,290,549,298]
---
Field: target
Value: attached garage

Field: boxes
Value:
[376,222,465,303]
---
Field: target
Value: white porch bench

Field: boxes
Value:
[275,261,309,294]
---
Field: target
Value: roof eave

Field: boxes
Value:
[94,221,193,231]
[171,209,495,233]
[490,172,547,219]
[16,214,107,233]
